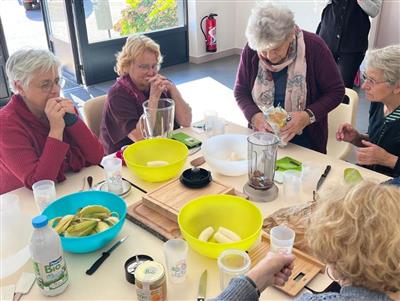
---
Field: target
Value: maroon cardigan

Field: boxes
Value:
[0,95,104,193]
[234,30,345,154]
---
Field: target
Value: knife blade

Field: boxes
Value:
[86,236,128,275]
[197,270,207,301]
[316,165,331,190]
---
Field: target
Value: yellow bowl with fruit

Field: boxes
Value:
[178,194,263,258]
[123,138,188,182]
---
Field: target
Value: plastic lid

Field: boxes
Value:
[180,168,212,188]
[32,215,48,228]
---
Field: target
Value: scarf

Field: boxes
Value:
[252,26,307,113]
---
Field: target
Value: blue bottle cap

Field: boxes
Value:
[32,215,48,228]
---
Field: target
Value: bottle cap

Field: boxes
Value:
[32,215,48,228]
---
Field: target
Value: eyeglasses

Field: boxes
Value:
[361,72,388,86]
[137,64,160,72]
[37,77,66,93]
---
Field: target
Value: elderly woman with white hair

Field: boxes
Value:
[337,45,400,177]
[99,35,192,154]
[0,49,104,194]
[234,3,345,153]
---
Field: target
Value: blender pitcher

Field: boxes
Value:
[244,132,280,202]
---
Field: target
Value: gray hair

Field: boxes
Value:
[366,44,400,86]
[245,2,295,51]
[5,48,61,93]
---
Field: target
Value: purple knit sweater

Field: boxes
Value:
[234,30,345,154]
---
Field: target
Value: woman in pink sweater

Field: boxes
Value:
[0,49,104,193]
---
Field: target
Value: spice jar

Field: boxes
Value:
[134,261,167,301]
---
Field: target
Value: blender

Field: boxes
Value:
[243,132,279,202]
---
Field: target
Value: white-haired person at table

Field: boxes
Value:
[0,49,103,194]
[337,45,400,177]
[210,181,400,301]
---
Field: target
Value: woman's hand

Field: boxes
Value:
[45,98,67,139]
[148,74,170,102]
[357,140,398,168]
[280,111,309,143]
[246,252,295,292]
[336,123,360,144]
[251,112,274,132]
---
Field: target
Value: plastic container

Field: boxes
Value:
[218,249,251,290]
[135,261,166,301]
[101,157,123,194]
[163,239,188,283]
[32,180,56,212]
[270,225,295,254]
[30,215,69,296]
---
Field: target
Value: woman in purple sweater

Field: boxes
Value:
[234,3,345,153]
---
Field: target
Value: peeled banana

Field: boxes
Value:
[217,227,241,242]
[197,226,241,244]
[49,204,120,238]
[198,226,214,241]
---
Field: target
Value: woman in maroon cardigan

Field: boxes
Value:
[234,3,345,154]
[0,49,104,194]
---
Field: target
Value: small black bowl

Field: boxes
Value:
[180,168,212,188]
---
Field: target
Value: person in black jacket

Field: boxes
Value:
[317,0,382,88]
[336,45,400,178]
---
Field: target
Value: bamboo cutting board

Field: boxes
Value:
[248,232,325,297]
[141,178,236,223]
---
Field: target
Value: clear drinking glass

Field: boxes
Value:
[163,239,188,284]
[102,157,123,194]
[32,180,56,212]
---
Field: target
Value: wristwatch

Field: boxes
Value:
[305,109,316,124]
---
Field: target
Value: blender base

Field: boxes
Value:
[243,183,278,202]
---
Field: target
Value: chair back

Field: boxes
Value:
[327,88,359,160]
[83,95,107,137]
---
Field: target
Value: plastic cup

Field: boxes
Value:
[32,180,56,212]
[283,170,301,198]
[301,161,322,195]
[217,249,251,290]
[102,157,123,194]
[204,110,218,136]
[270,225,295,254]
[163,239,188,283]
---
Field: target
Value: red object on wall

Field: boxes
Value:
[200,14,218,52]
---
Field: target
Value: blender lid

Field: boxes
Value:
[180,168,212,188]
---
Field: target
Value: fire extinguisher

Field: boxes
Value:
[200,13,218,52]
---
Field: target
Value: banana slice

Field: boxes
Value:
[198,226,214,241]
[218,227,241,242]
[213,231,233,243]
[146,160,169,167]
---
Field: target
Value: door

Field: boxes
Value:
[41,0,82,84]
[0,17,11,106]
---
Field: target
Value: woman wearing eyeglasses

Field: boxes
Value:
[99,35,192,154]
[337,45,400,177]
[0,49,104,194]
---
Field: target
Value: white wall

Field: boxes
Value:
[374,1,400,48]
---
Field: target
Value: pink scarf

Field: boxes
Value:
[252,27,307,113]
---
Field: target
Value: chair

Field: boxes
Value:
[82,94,107,137]
[327,88,359,160]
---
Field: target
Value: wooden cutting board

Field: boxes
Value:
[248,232,325,297]
[141,178,237,223]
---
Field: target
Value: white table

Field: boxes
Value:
[1,122,389,301]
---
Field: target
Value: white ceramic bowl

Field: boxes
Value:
[202,134,248,176]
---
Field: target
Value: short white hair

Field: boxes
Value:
[366,45,400,86]
[245,2,295,51]
[5,48,61,93]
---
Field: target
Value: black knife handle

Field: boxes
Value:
[323,165,332,176]
[86,252,110,275]
[197,298,205,301]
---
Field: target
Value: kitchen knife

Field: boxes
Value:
[197,270,207,301]
[86,236,128,275]
[316,165,331,190]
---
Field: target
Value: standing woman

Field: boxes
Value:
[0,49,104,194]
[99,35,192,154]
[234,3,344,154]
[317,0,382,88]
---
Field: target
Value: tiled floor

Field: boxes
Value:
[63,54,370,134]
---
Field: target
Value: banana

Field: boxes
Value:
[54,215,75,234]
[48,217,62,228]
[213,231,233,244]
[217,227,241,242]
[78,205,111,218]
[95,221,110,233]
[104,216,119,226]
[65,220,98,237]
[83,212,111,219]
[198,226,214,242]
[146,160,169,167]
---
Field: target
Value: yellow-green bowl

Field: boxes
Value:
[123,138,188,182]
[178,194,263,259]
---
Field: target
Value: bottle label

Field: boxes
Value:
[33,256,69,292]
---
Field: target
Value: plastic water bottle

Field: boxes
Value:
[29,215,69,296]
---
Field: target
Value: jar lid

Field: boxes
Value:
[134,261,165,284]
[180,168,212,188]
[124,255,153,284]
